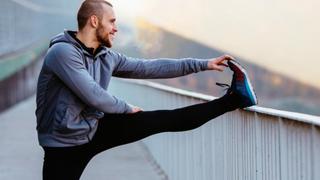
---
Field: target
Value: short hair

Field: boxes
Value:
[77,0,113,30]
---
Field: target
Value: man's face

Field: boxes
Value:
[96,5,117,48]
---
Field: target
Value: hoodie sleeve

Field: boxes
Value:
[111,51,209,79]
[46,43,132,113]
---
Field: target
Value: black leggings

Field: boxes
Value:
[42,94,239,180]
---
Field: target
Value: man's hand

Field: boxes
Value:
[128,104,143,113]
[207,55,235,72]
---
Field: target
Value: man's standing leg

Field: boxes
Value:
[42,144,95,180]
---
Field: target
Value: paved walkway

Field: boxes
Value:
[0,95,165,180]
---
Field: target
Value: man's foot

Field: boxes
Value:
[217,60,258,108]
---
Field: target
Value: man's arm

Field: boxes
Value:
[112,51,234,79]
[46,43,132,113]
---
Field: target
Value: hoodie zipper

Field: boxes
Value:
[93,58,96,81]
[84,119,92,142]
[84,58,96,142]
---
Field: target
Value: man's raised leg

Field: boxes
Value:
[90,92,241,154]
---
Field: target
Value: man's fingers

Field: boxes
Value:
[209,55,235,71]
[130,107,143,113]
[218,62,228,67]
[217,55,235,62]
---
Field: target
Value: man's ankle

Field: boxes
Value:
[219,92,242,111]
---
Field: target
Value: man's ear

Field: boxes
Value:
[89,15,99,28]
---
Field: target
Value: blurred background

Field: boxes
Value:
[0,0,319,116]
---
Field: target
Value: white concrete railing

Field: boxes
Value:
[109,78,320,180]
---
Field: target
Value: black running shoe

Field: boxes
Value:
[217,60,258,108]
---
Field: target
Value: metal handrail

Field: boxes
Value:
[117,78,320,126]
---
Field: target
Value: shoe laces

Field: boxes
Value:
[216,82,231,92]
[216,82,236,96]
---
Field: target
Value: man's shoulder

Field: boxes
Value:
[44,42,83,68]
[50,41,79,51]
[49,42,82,57]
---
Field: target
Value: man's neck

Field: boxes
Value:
[76,30,100,51]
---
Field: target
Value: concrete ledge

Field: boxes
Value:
[0,40,48,81]
[0,40,48,112]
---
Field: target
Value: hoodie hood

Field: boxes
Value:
[49,30,109,57]
[49,30,79,48]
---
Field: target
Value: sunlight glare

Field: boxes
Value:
[111,0,144,18]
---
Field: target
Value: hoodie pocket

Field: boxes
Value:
[53,103,89,138]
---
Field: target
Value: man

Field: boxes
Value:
[36,0,257,179]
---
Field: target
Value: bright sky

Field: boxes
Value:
[111,0,320,88]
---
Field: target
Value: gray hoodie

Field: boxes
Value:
[36,30,209,147]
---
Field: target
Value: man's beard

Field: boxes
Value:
[96,25,112,48]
